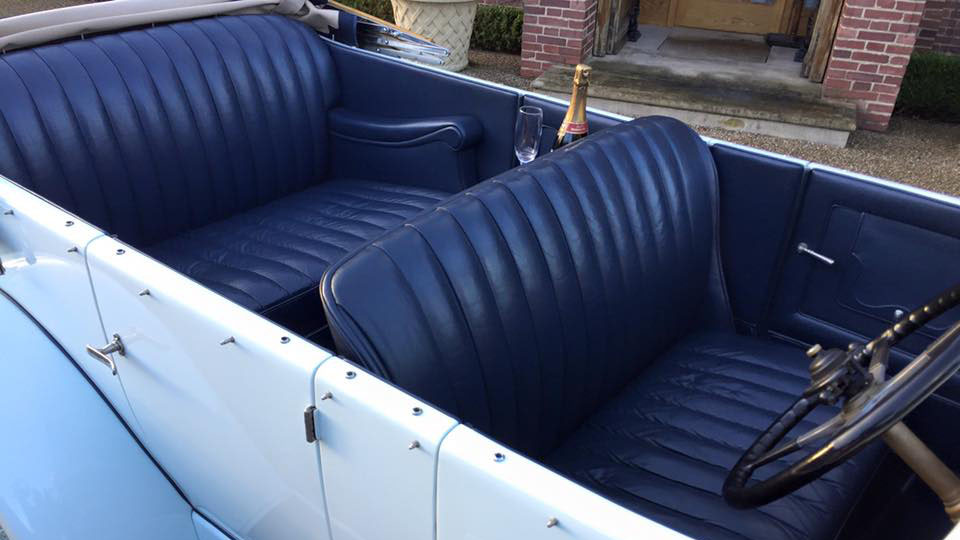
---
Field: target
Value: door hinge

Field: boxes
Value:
[304,405,318,443]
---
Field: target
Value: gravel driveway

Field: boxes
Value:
[0,0,90,18]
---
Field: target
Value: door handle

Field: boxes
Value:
[86,334,124,375]
[797,242,835,266]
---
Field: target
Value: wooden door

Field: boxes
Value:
[595,0,634,55]
[669,0,790,34]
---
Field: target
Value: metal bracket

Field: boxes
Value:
[86,334,124,375]
[304,405,318,443]
[797,242,835,266]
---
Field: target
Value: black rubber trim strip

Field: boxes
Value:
[0,287,238,540]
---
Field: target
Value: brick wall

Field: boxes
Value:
[915,0,960,53]
[520,0,598,77]
[821,0,927,130]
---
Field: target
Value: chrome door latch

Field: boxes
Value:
[86,334,124,375]
[797,242,835,266]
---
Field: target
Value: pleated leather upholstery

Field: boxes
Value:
[0,15,336,247]
[0,14,453,322]
[322,117,883,539]
[324,117,732,457]
[148,179,448,313]
[547,332,882,540]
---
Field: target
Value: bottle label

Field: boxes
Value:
[565,122,588,135]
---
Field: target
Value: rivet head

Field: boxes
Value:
[345,370,356,379]
[320,391,333,401]
[408,440,421,450]
[412,406,423,416]
[280,336,290,344]
[65,220,74,227]
[116,248,125,255]
[805,344,822,358]
[219,336,236,346]
[546,517,559,528]
[494,452,506,462]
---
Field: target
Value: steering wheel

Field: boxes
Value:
[722,283,960,509]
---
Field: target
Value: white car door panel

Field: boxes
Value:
[313,356,458,540]
[86,235,334,540]
[0,177,138,422]
[436,425,690,540]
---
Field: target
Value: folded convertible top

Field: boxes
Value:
[0,0,337,52]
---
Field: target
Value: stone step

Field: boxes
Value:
[532,62,858,147]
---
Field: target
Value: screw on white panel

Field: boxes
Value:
[2,209,13,216]
[65,220,74,227]
[115,248,125,255]
[494,452,506,462]
[546,517,559,528]
[345,370,356,379]
[320,392,333,401]
[138,289,151,296]
[67,246,79,253]
[280,336,290,344]
[408,440,421,450]
[219,336,236,346]
[412,407,423,416]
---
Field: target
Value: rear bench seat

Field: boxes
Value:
[0,14,460,336]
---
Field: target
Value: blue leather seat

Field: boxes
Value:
[0,15,451,331]
[321,117,884,539]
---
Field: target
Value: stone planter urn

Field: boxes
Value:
[390,0,477,71]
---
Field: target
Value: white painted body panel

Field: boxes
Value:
[0,178,138,424]
[85,235,334,540]
[314,357,458,540]
[0,293,197,540]
[437,425,689,540]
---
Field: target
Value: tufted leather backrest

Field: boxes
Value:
[322,117,734,457]
[0,15,337,246]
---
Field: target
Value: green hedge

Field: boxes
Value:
[337,0,523,54]
[339,0,396,22]
[896,51,960,122]
[470,5,524,54]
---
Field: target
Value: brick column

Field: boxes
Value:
[520,0,598,77]
[821,0,927,130]
[915,0,960,54]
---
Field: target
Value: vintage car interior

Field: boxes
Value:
[1,8,959,540]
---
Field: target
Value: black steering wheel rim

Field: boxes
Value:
[723,284,960,508]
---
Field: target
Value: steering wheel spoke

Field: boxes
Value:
[723,281,960,510]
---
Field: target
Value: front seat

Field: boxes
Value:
[320,117,884,539]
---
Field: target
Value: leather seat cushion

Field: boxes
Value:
[546,331,884,540]
[148,179,448,326]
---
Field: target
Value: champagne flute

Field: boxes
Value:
[514,106,543,165]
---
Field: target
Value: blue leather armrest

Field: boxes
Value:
[328,108,482,192]
[329,108,482,150]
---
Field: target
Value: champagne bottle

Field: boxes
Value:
[553,64,591,150]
